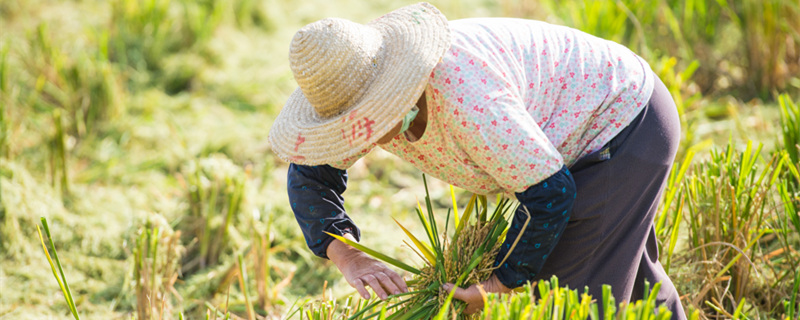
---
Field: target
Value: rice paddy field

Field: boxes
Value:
[0,0,799,319]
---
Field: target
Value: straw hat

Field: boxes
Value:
[268,2,451,165]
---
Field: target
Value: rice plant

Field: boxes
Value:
[50,109,69,198]
[22,23,124,137]
[293,276,681,320]
[779,94,799,165]
[675,140,786,317]
[0,43,9,159]
[36,217,81,320]
[180,154,247,274]
[327,174,516,319]
[107,0,224,74]
[131,217,184,320]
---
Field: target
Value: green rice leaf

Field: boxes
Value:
[393,218,435,266]
[326,232,421,275]
[450,185,459,229]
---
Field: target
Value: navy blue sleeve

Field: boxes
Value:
[287,164,361,259]
[493,165,576,288]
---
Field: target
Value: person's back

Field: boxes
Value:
[444,18,654,163]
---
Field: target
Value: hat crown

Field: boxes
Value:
[289,18,384,119]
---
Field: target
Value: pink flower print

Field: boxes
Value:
[484,95,490,100]
[491,120,498,126]
[497,167,503,172]
[511,176,518,180]
[544,88,549,95]
[541,116,548,122]
[499,48,505,53]
[482,61,487,67]
[591,83,597,89]
[457,97,463,104]
[608,75,613,81]
[555,61,559,67]
[473,146,479,151]
[533,148,540,154]
[569,72,575,78]
[418,155,425,161]
[461,121,468,127]
[607,61,613,67]
[458,78,464,85]
[519,140,525,146]
[611,108,616,114]
[541,49,547,55]
[584,74,589,80]
[474,124,481,130]
[559,77,565,83]
[575,95,582,102]
[503,116,509,121]
[506,128,513,134]
[455,66,461,72]
[481,79,487,85]
[598,73,603,79]
[469,59,475,65]
[529,164,536,170]
[445,78,451,84]
[592,123,598,129]
[437,147,443,153]
[453,110,459,116]
[453,51,459,57]
[564,48,569,53]
[633,84,638,90]
[615,122,622,128]
[502,144,509,150]
[473,105,484,113]
[529,82,534,89]
[430,71,435,78]
[549,123,556,129]
[561,83,568,90]
[616,97,623,103]
[573,111,581,118]
[483,145,490,151]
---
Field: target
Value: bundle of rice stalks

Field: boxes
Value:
[328,175,521,319]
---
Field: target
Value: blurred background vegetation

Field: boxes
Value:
[0,0,798,319]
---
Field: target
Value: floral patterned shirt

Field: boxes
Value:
[332,18,654,194]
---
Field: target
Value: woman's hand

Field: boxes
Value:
[442,274,512,314]
[327,236,408,300]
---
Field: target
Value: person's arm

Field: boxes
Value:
[493,164,575,288]
[287,163,408,300]
[287,163,360,259]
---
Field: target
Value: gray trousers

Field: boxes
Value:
[534,75,687,320]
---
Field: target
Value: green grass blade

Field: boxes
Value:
[326,233,421,274]
[393,218,435,265]
[39,218,80,320]
[450,185,459,229]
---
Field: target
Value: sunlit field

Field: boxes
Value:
[0,0,798,319]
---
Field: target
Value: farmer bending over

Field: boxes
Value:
[269,3,686,319]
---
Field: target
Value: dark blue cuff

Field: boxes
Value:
[288,164,361,259]
[493,165,576,288]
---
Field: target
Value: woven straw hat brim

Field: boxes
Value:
[269,3,451,165]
